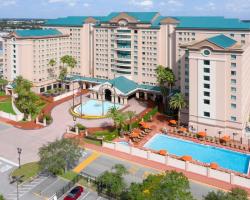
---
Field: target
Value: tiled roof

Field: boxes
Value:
[101,12,159,23]
[45,16,104,27]
[207,34,237,48]
[66,75,107,84]
[108,76,138,94]
[174,16,250,30]
[15,29,63,37]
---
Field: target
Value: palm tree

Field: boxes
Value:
[67,56,77,75]
[60,55,69,69]
[155,65,176,113]
[0,78,8,91]
[115,113,128,136]
[169,93,186,128]
[126,111,136,131]
[48,59,56,78]
[107,106,119,127]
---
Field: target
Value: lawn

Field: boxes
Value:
[83,138,102,146]
[11,162,40,182]
[92,129,118,141]
[0,91,5,96]
[0,98,16,114]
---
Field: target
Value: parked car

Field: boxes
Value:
[64,186,84,200]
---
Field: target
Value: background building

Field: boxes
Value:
[2,12,250,140]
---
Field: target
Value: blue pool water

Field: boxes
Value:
[118,141,129,146]
[144,134,250,174]
[74,100,123,116]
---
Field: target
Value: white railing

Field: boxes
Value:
[0,98,24,121]
[102,141,250,189]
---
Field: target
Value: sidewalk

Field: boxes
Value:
[84,143,250,195]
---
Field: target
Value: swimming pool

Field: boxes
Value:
[144,134,250,174]
[74,99,123,116]
[117,141,130,146]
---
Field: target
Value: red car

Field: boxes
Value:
[64,186,84,200]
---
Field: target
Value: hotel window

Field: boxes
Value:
[204,112,210,117]
[204,99,210,104]
[204,68,210,73]
[231,87,236,93]
[231,116,237,121]
[231,103,236,109]
[204,60,210,65]
[204,91,210,97]
[204,84,210,89]
[231,63,236,67]
[241,34,245,38]
[204,76,210,81]
[231,55,236,60]
[231,79,236,84]
[231,71,236,76]
[230,33,234,37]
[231,95,236,100]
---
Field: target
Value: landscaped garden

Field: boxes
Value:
[0,98,15,114]
[11,162,39,182]
[0,91,5,96]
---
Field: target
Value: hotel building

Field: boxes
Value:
[2,12,250,140]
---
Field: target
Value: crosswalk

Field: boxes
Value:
[5,174,48,200]
[0,157,17,174]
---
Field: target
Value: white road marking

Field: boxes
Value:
[81,191,90,199]
[0,156,18,166]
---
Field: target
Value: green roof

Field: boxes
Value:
[15,29,62,37]
[102,12,159,23]
[139,84,161,92]
[174,16,250,30]
[207,34,237,48]
[108,76,138,94]
[66,75,107,84]
[45,16,104,27]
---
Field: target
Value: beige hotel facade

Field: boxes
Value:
[2,12,250,141]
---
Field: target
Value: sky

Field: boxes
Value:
[0,0,250,19]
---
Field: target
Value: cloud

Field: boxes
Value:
[0,0,16,6]
[129,0,153,8]
[83,2,90,7]
[226,0,250,12]
[195,1,216,11]
[167,0,183,7]
[48,0,79,7]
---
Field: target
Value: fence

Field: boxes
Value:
[103,141,250,189]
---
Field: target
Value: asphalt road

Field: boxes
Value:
[81,150,218,200]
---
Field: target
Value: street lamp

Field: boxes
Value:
[218,131,222,139]
[78,81,83,117]
[17,147,22,169]
[11,175,24,200]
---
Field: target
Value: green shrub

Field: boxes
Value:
[76,123,86,131]
[44,114,52,124]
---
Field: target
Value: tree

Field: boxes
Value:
[126,111,136,131]
[115,113,128,136]
[0,78,8,91]
[0,194,4,200]
[125,171,194,200]
[96,164,127,199]
[169,93,187,127]
[107,106,119,126]
[155,65,175,112]
[204,188,248,200]
[14,76,44,118]
[38,138,81,175]
[60,55,76,75]
[48,59,56,78]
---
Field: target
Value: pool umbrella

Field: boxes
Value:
[181,155,192,161]
[130,129,140,137]
[169,120,177,125]
[179,127,187,132]
[141,123,150,129]
[197,131,207,137]
[220,135,230,142]
[139,121,145,126]
[210,162,219,169]
[158,150,167,156]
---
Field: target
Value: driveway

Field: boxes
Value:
[0,94,148,164]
